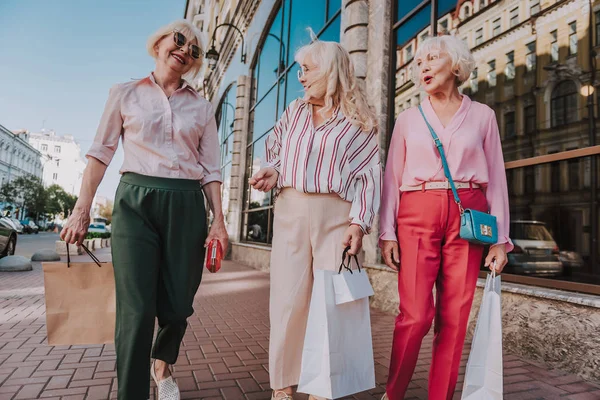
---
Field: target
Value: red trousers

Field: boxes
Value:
[386,188,487,400]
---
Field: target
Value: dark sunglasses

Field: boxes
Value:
[172,31,202,59]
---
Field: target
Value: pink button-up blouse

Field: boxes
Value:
[379,96,513,251]
[87,74,221,185]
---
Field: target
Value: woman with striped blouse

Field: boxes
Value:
[249,39,381,400]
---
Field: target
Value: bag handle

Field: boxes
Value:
[338,246,361,274]
[417,105,464,214]
[66,243,102,268]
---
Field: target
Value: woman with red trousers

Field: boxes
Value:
[379,35,513,400]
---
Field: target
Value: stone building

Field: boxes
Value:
[186,0,600,381]
[0,125,43,185]
[27,129,86,196]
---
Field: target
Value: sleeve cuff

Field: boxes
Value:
[86,146,114,166]
[350,220,370,235]
[200,173,222,186]
[263,161,280,173]
[378,231,398,247]
[492,236,514,253]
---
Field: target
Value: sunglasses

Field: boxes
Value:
[172,31,202,59]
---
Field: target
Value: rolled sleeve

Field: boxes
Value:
[198,104,222,186]
[86,85,124,165]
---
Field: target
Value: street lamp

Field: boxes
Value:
[205,18,247,71]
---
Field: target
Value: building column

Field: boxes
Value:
[342,0,393,265]
[226,75,252,244]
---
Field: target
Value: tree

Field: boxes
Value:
[46,184,78,218]
[11,175,46,220]
[98,200,113,224]
[0,182,16,205]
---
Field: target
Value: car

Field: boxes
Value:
[19,219,38,234]
[3,217,24,234]
[505,220,564,277]
[88,222,107,233]
[0,218,17,257]
[28,221,39,234]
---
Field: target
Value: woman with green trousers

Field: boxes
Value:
[60,20,228,400]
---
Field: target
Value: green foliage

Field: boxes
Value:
[44,184,78,218]
[0,179,78,220]
[11,175,46,219]
[85,232,111,239]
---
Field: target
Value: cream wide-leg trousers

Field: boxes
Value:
[268,188,353,390]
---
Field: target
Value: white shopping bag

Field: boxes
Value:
[461,270,503,400]
[332,250,374,305]
[298,268,376,399]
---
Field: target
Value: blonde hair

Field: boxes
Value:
[146,20,204,82]
[411,35,476,87]
[295,38,378,132]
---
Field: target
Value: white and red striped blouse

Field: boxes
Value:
[265,99,382,233]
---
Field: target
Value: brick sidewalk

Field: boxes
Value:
[1,252,599,400]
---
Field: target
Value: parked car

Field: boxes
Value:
[88,222,107,233]
[4,218,24,234]
[28,221,39,234]
[0,218,17,256]
[19,220,38,234]
[505,220,564,277]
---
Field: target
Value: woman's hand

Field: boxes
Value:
[60,206,91,245]
[381,240,400,271]
[485,243,507,273]
[205,217,229,253]
[249,167,278,192]
[342,224,364,256]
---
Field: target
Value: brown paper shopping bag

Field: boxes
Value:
[42,244,116,345]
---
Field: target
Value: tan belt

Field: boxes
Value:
[400,181,481,192]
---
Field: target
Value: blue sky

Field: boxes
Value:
[0,0,184,199]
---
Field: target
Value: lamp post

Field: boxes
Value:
[205,18,247,71]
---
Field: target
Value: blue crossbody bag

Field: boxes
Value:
[418,105,498,246]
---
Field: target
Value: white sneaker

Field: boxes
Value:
[151,360,180,400]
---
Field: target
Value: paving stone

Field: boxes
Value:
[0,253,598,399]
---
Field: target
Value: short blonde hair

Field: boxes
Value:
[295,39,377,132]
[411,35,475,87]
[146,20,204,82]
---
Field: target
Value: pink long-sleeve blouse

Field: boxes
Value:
[87,74,222,185]
[379,95,513,251]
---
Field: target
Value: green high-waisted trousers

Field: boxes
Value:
[111,173,207,399]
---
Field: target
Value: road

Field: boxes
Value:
[14,232,60,259]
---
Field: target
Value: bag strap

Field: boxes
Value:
[338,246,361,274]
[66,243,102,268]
[417,105,464,214]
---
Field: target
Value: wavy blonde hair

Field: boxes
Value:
[146,19,204,82]
[295,39,377,132]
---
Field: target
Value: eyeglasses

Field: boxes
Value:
[172,31,202,59]
[297,68,304,80]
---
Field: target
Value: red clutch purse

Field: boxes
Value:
[205,239,223,273]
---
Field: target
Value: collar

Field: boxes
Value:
[147,73,195,93]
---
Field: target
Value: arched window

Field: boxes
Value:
[551,81,578,127]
